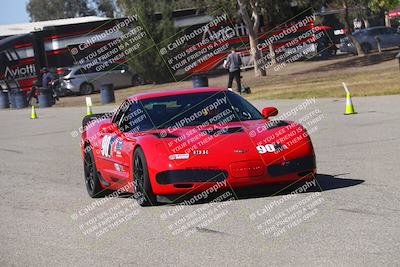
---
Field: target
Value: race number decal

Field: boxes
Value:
[257,143,287,154]
[101,135,117,158]
[257,144,276,154]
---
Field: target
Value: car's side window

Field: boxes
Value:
[112,101,130,126]
[118,107,132,132]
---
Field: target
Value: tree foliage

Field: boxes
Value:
[95,0,117,18]
[366,0,399,14]
[26,0,65,21]
[117,0,177,83]
[27,0,126,21]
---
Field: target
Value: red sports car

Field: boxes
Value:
[81,88,316,206]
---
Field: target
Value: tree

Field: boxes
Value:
[341,0,366,56]
[26,0,95,21]
[367,0,400,14]
[26,0,65,21]
[64,0,96,18]
[117,0,177,83]
[326,0,366,55]
[237,0,266,76]
[95,0,116,18]
[203,0,326,76]
[200,0,266,76]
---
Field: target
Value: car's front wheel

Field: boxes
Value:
[84,148,109,198]
[133,148,157,206]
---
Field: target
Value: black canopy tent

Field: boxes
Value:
[0,33,46,92]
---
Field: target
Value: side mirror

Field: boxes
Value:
[262,107,278,119]
[99,123,118,134]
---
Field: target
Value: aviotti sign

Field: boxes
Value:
[4,64,36,79]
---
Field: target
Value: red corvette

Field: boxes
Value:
[81,88,316,206]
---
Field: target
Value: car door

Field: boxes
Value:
[377,28,394,48]
[92,65,110,91]
[108,102,134,182]
[382,28,400,48]
[97,101,132,185]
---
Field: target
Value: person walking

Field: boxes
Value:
[224,47,242,93]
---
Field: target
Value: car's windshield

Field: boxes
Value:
[119,91,263,133]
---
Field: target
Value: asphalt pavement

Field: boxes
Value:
[0,94,399,266]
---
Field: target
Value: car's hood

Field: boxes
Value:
[125,119,307,153]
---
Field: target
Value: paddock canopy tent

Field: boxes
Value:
[0,34,37,91]
[0,16,109,38]
[0,17,120,93]
[0,34,32,51]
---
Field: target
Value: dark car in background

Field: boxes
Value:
[59,63,141,95]
[340,26,400,54]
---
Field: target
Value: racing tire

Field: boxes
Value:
[133,148,157,206]
[84,147,110,198]
[79,83,94,95]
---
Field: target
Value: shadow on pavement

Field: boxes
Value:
[160,173,365,206]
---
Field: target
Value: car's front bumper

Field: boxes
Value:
[150,156,316,195]
[339,43,356,54]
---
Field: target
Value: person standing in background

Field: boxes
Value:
[41,67,54,89]
[40,67,59,103]
[224,47,242,93]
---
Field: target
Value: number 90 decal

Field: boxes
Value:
[257,143,287,154]
[257,144,276,154]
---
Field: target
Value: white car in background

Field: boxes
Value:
[59,63,141,95]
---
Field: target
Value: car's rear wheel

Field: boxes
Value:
[133,148,157,206]
[79,83,94,95]
[84,147,109,198]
